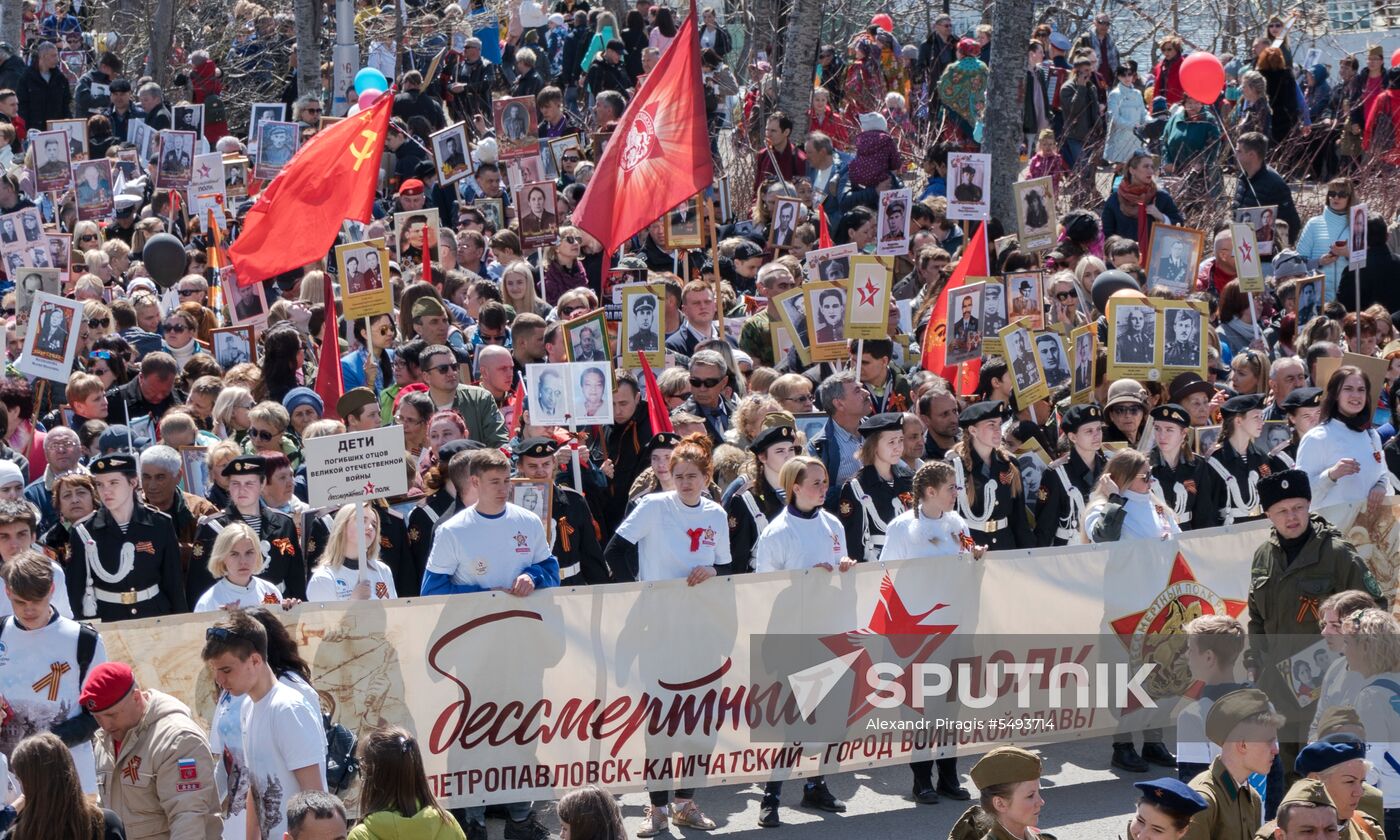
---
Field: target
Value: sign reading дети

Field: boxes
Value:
[303,425,408,508]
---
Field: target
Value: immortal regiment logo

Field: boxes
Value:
[619,109,659,172]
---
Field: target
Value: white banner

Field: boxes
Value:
[302,426,407,508]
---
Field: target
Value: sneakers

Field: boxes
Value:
[800,781,846,813]
[504,813,553,840]
[669,800,717,830]
[637,805,670,838]
[757,796,781,828]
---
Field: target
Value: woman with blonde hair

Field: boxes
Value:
[1229,348,1270,395]
[193,521,285,611]
[306,503,397,601]
[500,260,550,317]
[212,386,254,439]
[724,393,781,450]
[1083,448,1180,542]
[543,225,588,304]
[4,732,124,840]
[349,726,464,839]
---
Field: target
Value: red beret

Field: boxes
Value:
[398,178,425,196]
[80,661,135,712]
[393,382,429,411]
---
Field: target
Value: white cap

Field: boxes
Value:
[858,112,888,133]
[0,459,23,489]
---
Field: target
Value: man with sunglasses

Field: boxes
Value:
[677,350,736,446]
[103,351,187,429]
[418,344,508,447]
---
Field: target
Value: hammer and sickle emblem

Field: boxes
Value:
[350,130,378,171]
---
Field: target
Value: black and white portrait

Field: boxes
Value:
[1006,328,1042,393]
[1006,273,1044,330]
[431,123,472,184]
[876,188,911,255]
[1036,332,1071,388]
[1072,331,1094,393]
[1013,176,1056,251]
[946,151,990,221]
[224,157,249,196]
[572,364,612,424]
[771,198,802,249]
[14,268,58,319]
[155,130,196,189]
[527,363,568,425]
[1296,277,1322,325]
[173,104,204,136]
[622,289,660,355]
[1114,304,1156,365]
[213,326,253,369]
[981,282,1008,337]
[1016,451,1048,499]
[807,286,847,346]
[254,121,298,180]
[31,130,71,192]
[493,96,538,159]
[248,102,285,147]
[1263,420,1292,453]
[1163,307,1202,368]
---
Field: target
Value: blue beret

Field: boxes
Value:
[1295,735,1366,776]
[1135,778,1208,817]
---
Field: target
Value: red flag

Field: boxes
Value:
[638,352,673,434]
[229,90,394,286]
[818,206,833,249]
[505,378,526,436]
[920,223,988,395]
[313,270,344,419]
[421,227,433,286]
[571,0,713,255]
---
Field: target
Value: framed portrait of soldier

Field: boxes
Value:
[173,104,204,138]
[335,238,392,319]
[1013,441,1050,500]
[247,102,285,150]
[30,129,72,193]
[511,478,554,542]
[770,197,803,249]
[514,181,560,249]
[804,243,855,283]
[875,187,911,256]
[1234,205,1277,257]
[1229,221,1265,293]
[212,324,255,370]
[392,207,440,266]
[1295,275,1324,325]
[844,256,891,340]
[714,175,734,224]
[1035,331,1071,389]
[979,276,1009,354]
[72,159,114,221]
[13,268,58,324]
[944,281,985,366]
[1012,176,1056,252]
[46,233,70,278]
[127,121,156,164]
[804,281,848,363]
[48,118,87,161]
[223,156,249,197]
[563,309,610,363]
[1192,424,1221,457]
[474,198,505,232]
[1004,272,1044,331]
[1160,301,1208,373]
[619,284,665,369]
[430,123,473,185]
[945,151,990,221]
[1069,324,1096,403]
[998,319,1048,406]
[1145,224,1204,295]
[154,130,197,189]
[223,271,269,330]
[1262,420,1292,455]
[494,96,539,160]
[253,121,298,181]
[180,445,211,499]
[14,208,42,246]
[1349,203,1369,269]
[18,292,80,383]
[664,194,703,249]
[770,321,796,367]
[1106,298,1159,381]
[771,285,811,366]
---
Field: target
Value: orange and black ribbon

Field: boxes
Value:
[31,661,70,701]
[1297,595,1321,624]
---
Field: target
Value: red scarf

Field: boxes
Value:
[1117,177,1158,247]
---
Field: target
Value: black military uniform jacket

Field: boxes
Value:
[552,483,608,584]
[598,413,653,532]
[1034,449,1106,546]
[1150,449,1219,530]
[1206,440,1272,524]
[189,502,307,605]
[836,463,913,563]
[723,473,785,575]
[304,500,410,597]
[68,505,187,621]
[406,489,455,594]
[951,448,1035,551]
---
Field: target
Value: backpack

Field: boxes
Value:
[318,690,360,794]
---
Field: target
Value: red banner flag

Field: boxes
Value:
[638,352,673,434]
[920,223,988,395]
[313,270,345,419]
[818,206,833,249]
[229,90,394,286]
[570,0,713,256]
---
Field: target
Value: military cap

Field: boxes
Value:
[959,400,1008,429]
[1205,688,1278,745]
[222,454,267,478]
[516,437,560,459]
[1220,393,1265,416]
[858,412,903,438]
[645,432,682,454]
[438,439,484,465]
[1259,468,1310,512]
[750,422,797,453]
[1060,403,1103,433]
[411,296,448,319]
[1314,706,1363,738]
[1281,387,1323,412]
[336,387,378,419]
[1150,403,1190,428]
[1279,778,1336,809]
[1134,778,1209,817]
[632,295,656,312]
[89,453,136,475]
[1295,735,1366,776]
[969,746,1041,789]
[398,178,425,196]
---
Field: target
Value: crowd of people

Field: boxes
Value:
[0,0,1394,839]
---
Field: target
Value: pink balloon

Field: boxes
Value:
[871,13,893,31]
[358,89,384,109]
[1179,51,1225,104]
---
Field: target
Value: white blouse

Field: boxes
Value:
[1296,418,1391,508]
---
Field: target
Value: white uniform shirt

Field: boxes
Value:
[425,502,552,589]
[306,560,397,602]
[879,508,974,562]
[753,507,846,572]
[194,576,284,612]
[616,491,730,581]
[241,681,327,840]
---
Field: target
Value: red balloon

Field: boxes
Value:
[1178,51,1225,104]
[1391,47,1400,67]
[871,12,893,31]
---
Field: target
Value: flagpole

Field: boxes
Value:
[707,195,721,340]
[537,246,547,304]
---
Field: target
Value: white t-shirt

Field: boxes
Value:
[195,576,285,612]
[753,508,846,572]
[0,557,72,618]
[879,508,974,562]
[0,611,107,793]
[241,680,327,840]
[306,560,398,602]
[426,503,553,590]
[210,672,320,840]
[615,491,729,581]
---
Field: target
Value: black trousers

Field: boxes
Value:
[910,757,959,788]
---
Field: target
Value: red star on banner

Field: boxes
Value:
[858,278,880,307]
[820,573,958,724]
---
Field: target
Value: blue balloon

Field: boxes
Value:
[354,67,389,96]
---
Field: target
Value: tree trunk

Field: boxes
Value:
[774,0,820,142]
[0,0,20,52]
[147,0,176,86]
[984,0,1034,227]
[296,0,321,101]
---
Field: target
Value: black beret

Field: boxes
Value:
[516,437,560,459]
[645,432,682,454]
[1150,403,1191,428]
[1281,387,1323,412]
[1133,778,1208,817]
[1295,735,1366,776]
[750,423,797,453]
[858,412,904,438]
[89,454,136,475]
[959,400,1008,428]
[437,439,484,465]
[1259,468,1310,511]
[1220,393,1265,416]
[1060,403,1103,433]
[222,454,267,477]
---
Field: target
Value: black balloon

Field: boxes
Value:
[142,233,187,288]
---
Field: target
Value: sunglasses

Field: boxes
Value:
[561,235,582,244]
[1055,290,1079,300]
[178,288,201,296]
[79,233,98,240]
[248,428,278,441]
[783,393,815,404]
[1328,191,1350,198]
[87,318,109,329]
[689,376,723,389]
[425,363,455,374]
[205,626,244,642]
[89,350,113,359]
[164,323,188,333]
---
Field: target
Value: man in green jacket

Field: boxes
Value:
[419,344,509,447]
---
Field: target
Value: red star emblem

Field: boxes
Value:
[820,573,958,724]
[196,163,210,178]
[1239,242,1253,264]
[514,532,528,546]
[363,480,377,494]
[858,278,880,307]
